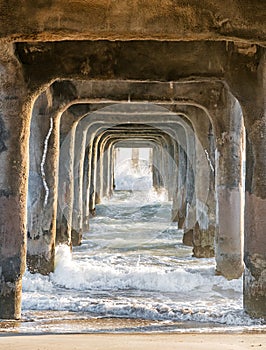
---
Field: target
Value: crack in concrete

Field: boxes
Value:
[40,117,53,207]
[204,149,214,172]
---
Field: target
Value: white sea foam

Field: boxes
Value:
[22,270,53,292]
[51,248,238,295]
[21,243,257,328]
[114,156,152,191]
[20,168,265,333]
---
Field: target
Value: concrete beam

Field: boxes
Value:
[1,4,265,44]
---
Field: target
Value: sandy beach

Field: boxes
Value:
[0,333,265,350]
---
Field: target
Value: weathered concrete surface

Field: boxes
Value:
[27,79,241,274]
[243,113,266,318]
[225,49,266,316]
[16,41,229,89]
[193,224,215,258]
[215,95,245,280]
[0,2,265,321]
[0,42,31,319]
[190,119,215,258]
[215,188,244,278]
[174,146,187,229]
[27,81,79,273]
[27,91,57,274]
[244,195,266,318]
[182,230,193,247]
[0,1,265,44]
[72,119,88,246]
[57,110,78,246]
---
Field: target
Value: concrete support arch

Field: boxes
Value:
[0,44,265,318]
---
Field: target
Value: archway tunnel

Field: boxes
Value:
[0,38,265,329]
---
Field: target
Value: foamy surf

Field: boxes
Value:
[20,193,265,333]
[10,181,266,334]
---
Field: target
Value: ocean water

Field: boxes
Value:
[1,172,266,334]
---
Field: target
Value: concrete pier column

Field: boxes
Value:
[171,145,179,222]
[215,95,244,279]
[192,131,215,258]
[57,112,78,245]
[72,120,87,246]
[109,144,116,195]
[107,141,114,196]
[82,143,90,231]
[83,124,104,225]
[152,145,164,191]
[28,81,78,272]
[174,146,187,228]
[98,138,114,200]
[94,136,103,205]
[161,140,170,194]
[88,136,98,214]
[242,53,266,318]
[102,141,111,197]
[167,107,215,257]
[0,42,30,319]
[131,148,139,169]
[86,128,114,216]
[244,123,266,318]
[188,115,216,259]
[111,142,117,191]
[166,139,177,201]
[168,120,189,227]
[83,131,95,229]
[160,139,171,199]
[27,90,61,274]
[97,136,111,201]
[100,139,110,198]
[149,147,153,173]
[184,132,196,234]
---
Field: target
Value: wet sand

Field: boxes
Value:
[0,333,266,350]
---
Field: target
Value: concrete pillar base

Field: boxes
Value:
[193,246,214,258]
[193,224,215,258]
[89,208,96,217]
[56,218,70,245]
[0,279,22,319]
[244,194,266,318]
[27,254,55,275]
[216,254,244,280]
[183,226,215,258]
[244,258,266,319]
[71,229,82,246]
[182,230,193,246]
[95,192,101,205]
